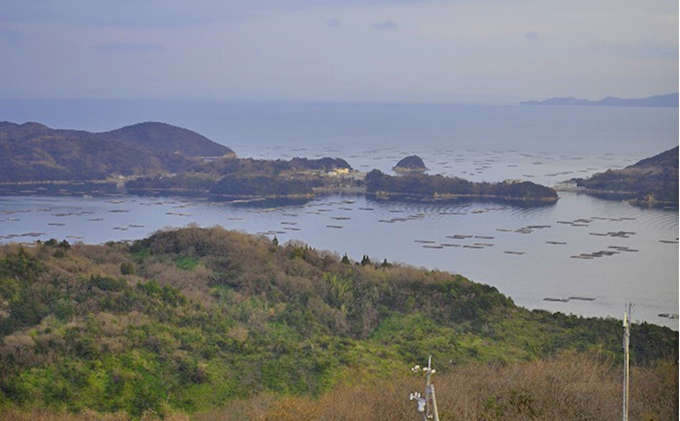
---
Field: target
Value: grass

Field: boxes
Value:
[175,256,199,271]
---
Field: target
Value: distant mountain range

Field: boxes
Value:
[521,93,678,107]
[0,121,234,182]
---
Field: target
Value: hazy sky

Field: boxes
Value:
[0,0,677,103]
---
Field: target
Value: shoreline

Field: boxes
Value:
[1,176,676,207]
[0,180,560,204]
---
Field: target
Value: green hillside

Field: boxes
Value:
[0,227,675,419]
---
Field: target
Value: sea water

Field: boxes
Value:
[0,99,677,328]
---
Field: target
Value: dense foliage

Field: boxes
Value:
[126,157,355,197]
[0,227,675,419]
[2,353,677,421]
[191,157,350,178]
[366,170,559,202]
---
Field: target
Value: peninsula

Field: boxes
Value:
[569,146,678,206]
[0,121,234,182]
[0,121,559,204]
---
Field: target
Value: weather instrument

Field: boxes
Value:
[409,355,440,421]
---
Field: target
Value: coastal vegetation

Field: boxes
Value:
[0,226,676,420]
[366,170,559,202]
[126,157,356,197]
[571,146,678,206]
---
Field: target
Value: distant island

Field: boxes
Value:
[0,121,559,204]
[521,93,678,107]
[568,146,678,206]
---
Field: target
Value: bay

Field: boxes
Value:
[0,191,677,329]
[0,99,677,328]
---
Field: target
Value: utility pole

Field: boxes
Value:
[410,355,440,421]
[622,303,633,421]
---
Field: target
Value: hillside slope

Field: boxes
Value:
[100,122,234,157]
[0,227,675,417]
[572,146,678,205]
[0,122,165,182]
[0,122,234,182]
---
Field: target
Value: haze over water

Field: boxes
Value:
[0,99,677,329]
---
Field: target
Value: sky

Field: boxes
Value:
[0,0,677,103]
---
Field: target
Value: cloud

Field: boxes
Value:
[0,27,23,47]
[0,1,248,28]
[370,20,398,30]
[326,18,347,28]
[0,0,676,101]
[0,0,426,28]
[92,42,164,52]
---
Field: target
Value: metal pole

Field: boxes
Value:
[622,303,632,421]
[425,356,440,421]
[425,356,432,419]
[430,384,440,421]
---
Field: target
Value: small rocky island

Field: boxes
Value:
[393,155,427,173]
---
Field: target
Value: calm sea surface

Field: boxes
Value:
[0,100,677,328]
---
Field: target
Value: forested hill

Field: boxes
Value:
[99,122,234,157]
[0,121,234,182]
[0,227,675,419]
[572,146,679,205]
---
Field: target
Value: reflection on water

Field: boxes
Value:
[1,192,678,330]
